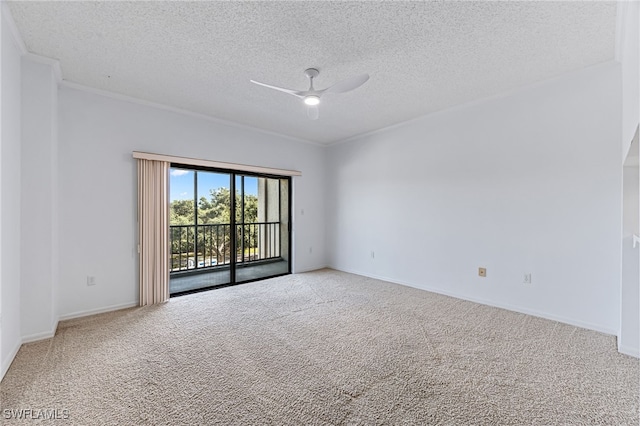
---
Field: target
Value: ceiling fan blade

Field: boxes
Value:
[307,105,319,120]
[250,80,303,98]
[324,74,370,94]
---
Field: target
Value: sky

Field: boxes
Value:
[169,168,258,201]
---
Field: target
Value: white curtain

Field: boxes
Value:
[137,159,169,306]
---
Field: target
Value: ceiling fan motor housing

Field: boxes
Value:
[304,68,319,79]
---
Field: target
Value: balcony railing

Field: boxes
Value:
[170,222,281,273]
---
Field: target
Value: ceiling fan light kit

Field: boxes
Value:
[303,95,320,106]
[250,68,369,120]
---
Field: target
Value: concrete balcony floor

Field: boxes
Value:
[170,259,289,294]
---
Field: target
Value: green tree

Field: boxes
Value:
[169,187,261,269]
[170,199,194,225]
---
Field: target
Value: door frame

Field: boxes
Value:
[168,162,292,296]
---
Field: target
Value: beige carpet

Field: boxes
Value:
[1,269,638,425]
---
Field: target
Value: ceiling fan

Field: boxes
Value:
[250,68,369,120]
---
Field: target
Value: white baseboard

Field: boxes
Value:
[330,266,618,336]
[21,319,59,344]
[618,342,640,358]
[293,264,328,274]
[3,303,137,382]
[58,301,138,321]
[21,331,56,344]
[0,338,23,383]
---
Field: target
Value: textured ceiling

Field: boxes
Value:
[8,1,617,145]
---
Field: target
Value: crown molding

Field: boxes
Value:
[615,0,638,64]
[1,1,27,55]
[615,1,627,62]
[23,53,62,83]
[2,2,63,83]
[60,80,324,147]
[328,60,619,148]
[2,0,318,147]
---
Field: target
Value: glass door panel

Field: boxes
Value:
[169,167,231,294]
[235,175,290,283]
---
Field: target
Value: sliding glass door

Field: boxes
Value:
[235,175,290,282]
[169,169,233,292]
[169,166,291,295]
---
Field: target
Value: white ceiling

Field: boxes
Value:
[8,1,617,145]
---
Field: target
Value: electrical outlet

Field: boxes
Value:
[478,267,486,277]
[524,273,532,284]
[87,276,96,286]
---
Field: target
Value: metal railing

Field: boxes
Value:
[170,222,280,273]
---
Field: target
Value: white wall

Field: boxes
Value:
[0,7,22,379]
[620,139,639,355]
[57,86,326,318]
[617,0,640,357]
[618,0,639,159]
[1,0,4,382]
[20,57,58,341]
[326,62,622,334]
